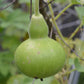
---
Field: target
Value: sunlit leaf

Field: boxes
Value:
[19,0,35,4]
[7,75,56,84]
[75,7,84,24]
[70,0,81,4]
[55,0,68,3]
[69,58,74,65]
[7,75,32,84]
[74,58,84,72]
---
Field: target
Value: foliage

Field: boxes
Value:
[7,75,58,84]
[78,72,84,84]
[0,1,30,84]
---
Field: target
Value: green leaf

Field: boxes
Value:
[7,75,57,84]
[55,0,68,3]
[19,0,35,4]
[75,39,84,58]
[69,58,74,65]
[7,75,32,84]
[28,77,54,84]
[74,58,84,72]
[0,63,10,77]
[75,7,84,24]
[0,51,14,76]
[5,27,26,38]
[1,9,30,31]
[70,0,81,4]
[1,36,21,51]
[19,0,30,3]
[0,73,10,84]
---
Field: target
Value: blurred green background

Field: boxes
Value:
[0,0,33,84]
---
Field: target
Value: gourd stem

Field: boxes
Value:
[34,0,39,16]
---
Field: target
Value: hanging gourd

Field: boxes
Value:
[15,0,66,79]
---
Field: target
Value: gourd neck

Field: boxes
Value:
[28,14,49,39]
[34,0,39,16]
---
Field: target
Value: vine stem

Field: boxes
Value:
[69,23,83,39]
[35,0,39,16]
[66,69,76,75]
[55,3,73,20]
[48,2,64,40]
[48,1,84,61]
[60,75,64,84]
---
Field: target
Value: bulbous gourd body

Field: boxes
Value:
[15,14,66,78]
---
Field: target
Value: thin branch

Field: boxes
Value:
[55,4,73,20]
[30,0,32,19]
[69,23,82,39]
[50,27,53,38]
[58,35,84,61]
[39,0,54,10]
[0,0,16,11]
[58,20,80,30]
[48,2,64,40]
[48,1,84,61]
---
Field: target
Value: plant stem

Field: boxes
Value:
[69,23,82,39]
[48,1,84,61]
[66,69,76,75]
[55,3,73,20]
[34,0,39,16]
[48,2,64,40]
[60,76,64,84]
[30,0,32,19]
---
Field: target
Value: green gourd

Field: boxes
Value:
[15,0,66,79]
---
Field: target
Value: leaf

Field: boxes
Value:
[0,51,14,76]
[75,39,84,65]
[28,76,54,84]
[51,78,60,84]
[0,63,10,77]
[7,75,32,84]
[70,0,81,4]
[7,75,57,84]
[69,58,74,65]
[19,0,30,3]
[75,7,84,24]
[0,73,10,84]
[1,36,21,51]
[5,27,26,38]
[1,9,30,31]
[55,0,68,3]
[74,58,84,72]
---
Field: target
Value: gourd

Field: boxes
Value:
[15,0,66,79]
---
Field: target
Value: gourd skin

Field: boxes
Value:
[15,13,66,78]
[28,14,48,39]
[15,37,66,78]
